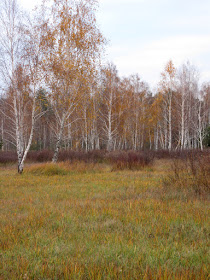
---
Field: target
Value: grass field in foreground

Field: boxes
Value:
[0,161,209,279]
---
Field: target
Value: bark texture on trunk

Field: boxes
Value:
[52,119,65,163]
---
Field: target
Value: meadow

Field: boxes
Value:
[0,153,209,279]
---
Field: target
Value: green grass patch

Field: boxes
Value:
[0,160,209,279]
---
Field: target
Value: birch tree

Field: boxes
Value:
[0,0,43,173]
[176,62,199,149]
[40,0,104,162]
[196,83,209,150]
[158,60,176,150]
[99,63,120,151]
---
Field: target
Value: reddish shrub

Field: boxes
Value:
[0,151,17,164]
[163,150,210,199]
[106,151,154,170]
[27,150,53,162]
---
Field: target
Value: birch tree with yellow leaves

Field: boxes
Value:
[0,0,44,173]
[40,0,105,162]
[158,60,176,150]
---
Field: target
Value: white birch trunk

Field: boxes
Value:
[52,117,65,163]
[198,101,203,151]
[107,108,113,151]
[180,96,185,150]
[168,90,172,151]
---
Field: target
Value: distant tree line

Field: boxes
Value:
[0,0,209,172]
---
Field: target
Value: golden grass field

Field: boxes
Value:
[0,160,209,279]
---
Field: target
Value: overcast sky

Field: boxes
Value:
[19,0,210,87]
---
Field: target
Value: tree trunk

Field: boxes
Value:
[17,101,36,174]
[52,118,65,163]
[107,109,113,151]
[198,101,203,151]
[1,119,4,151]
[180,96,185,150]
[168,92,172,151]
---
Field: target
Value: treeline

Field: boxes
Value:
[1,61,210,152]
[0,0,209,172]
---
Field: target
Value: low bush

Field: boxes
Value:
[107,151,154,171]
[58,150,86,162]
[152,149,204,160]
[1,149,209,170]
[27,149,106,163]
[162,151,210,199]
[0,151,16,164]
[59,149,106,163]
[27,150,53,162]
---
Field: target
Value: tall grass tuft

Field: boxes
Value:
[162,151,210,199]
[25,161,105,175]
[25,162,68,176]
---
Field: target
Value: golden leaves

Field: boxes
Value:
[39,0,105,120]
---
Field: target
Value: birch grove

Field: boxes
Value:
[0,0,209,170]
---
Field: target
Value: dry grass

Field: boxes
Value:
[25,161,108,176]
[0,159,209,279]
[162,153,210,200]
